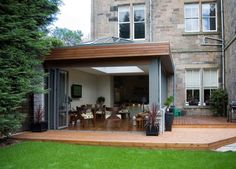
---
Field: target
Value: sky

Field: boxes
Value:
[52,0,91,40]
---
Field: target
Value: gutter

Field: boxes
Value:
[221,0,225,89]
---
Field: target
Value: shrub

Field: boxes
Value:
[210,88,228,116]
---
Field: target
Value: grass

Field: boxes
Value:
[0,141,236,169]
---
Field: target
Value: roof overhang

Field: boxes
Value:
[44,42,174,74]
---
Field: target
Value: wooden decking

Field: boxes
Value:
[13,128,236,150]
[13,116,236,150]
[173,116,236,128]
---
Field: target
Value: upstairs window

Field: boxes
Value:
[184,4,200,32]
[184,2,217,32]
[133,5,145,39]
[202,3,217,32]
[118,6,130,39]
[118,4,145,40]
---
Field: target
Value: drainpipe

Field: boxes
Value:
[221,0,225,89]
[149,0,152,42]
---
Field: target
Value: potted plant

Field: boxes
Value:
[164,96,174,131]
[145,104,160,136]
[31,105,48,132]
[96,96,105,106]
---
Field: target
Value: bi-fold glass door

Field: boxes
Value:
[46,69,68,129]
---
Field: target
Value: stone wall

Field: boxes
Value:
[224,0,236,102]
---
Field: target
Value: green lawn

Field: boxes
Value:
[0,141,236,169]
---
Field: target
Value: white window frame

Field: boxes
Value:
[185,68,219,107]
[202,3,217,32]
[133,4,146,40]
[118,6,130,39]
[184,4,200,32]
[203,69,218,105]
[185,69,201,106]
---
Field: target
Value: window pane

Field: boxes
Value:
[204,89,211,105]
[119,11,130,22]
[202,4,216,17]
[119,23,130,38]
[134,9,144,22]
[194,90,200,102]
[184,4,199,32]
[203,69,218,87]
[186,70,200,88]
[187,89,200,106]
[186,90,193,102]
[134,23,145,39]
[185,18,199,32]
[185,19,192,32]
[185,4,199,18]
[202,3,216,31]
[192,19,199,31]
[185,7,192,18]
[191,7,199,17]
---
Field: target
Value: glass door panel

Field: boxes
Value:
[58,70,68,128]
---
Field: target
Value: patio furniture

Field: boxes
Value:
[136,117,144,128]
[69,110,81,126]
[95,104,106,120]
[118,108,131,119]
[228,101,236,122]
[135,112,148,128]
[105,107,121,128]
[80,105,96,127]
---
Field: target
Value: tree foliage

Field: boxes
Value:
[51,27,83,46]
[0,0,61,137]
[210,88,228,116]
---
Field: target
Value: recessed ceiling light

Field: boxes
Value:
[92,66,143,74]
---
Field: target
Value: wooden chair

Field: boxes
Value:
[105,107,121,129]
[80,105,96,127]
[95,104,106,120]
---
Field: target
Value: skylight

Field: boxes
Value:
[92,66,143,74]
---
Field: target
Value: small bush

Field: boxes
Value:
[210,88,228,116]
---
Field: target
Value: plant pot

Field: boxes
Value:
[146,125,159,136]
[165,112,174,131]
[31,122,48,132]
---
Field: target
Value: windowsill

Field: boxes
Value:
[184,105,211,109]
[182,32,220,36]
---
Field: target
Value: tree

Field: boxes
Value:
[51,27,83,46]
[0,0,61,138]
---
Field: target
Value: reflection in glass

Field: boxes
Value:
[202,3,216,31]
[134,23,145,39]
[134,10,144,21]
[119,11,130,22]
[134,5,145,39]
[187,89,200,106]
[119,23,130,39]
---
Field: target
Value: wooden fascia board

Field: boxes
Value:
[44,42,170,61]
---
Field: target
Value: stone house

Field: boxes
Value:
[27,0,235,130]
[91,0,223,115]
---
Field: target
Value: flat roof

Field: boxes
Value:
[44,42,174,74]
